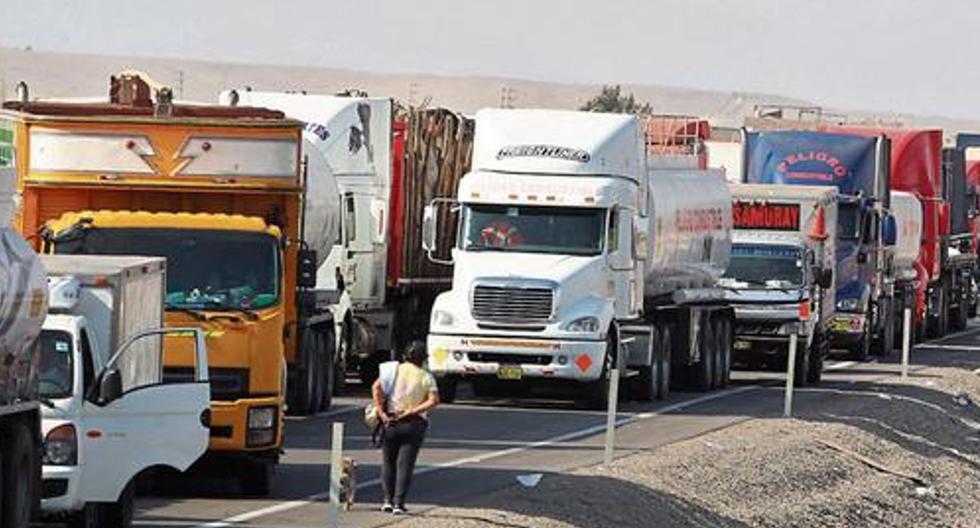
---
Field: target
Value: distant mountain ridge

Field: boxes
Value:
[2,47,979,134]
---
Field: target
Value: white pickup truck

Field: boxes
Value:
[37,255,210,528]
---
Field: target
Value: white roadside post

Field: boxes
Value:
[327,422,344,528]
[604,337,627,466]
[784,330,799,418]
[902,307,912,379]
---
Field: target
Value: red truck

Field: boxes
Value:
[823,126,947,342]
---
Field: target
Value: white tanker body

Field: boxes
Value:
[0,173,47,526]
[426,109,735,409]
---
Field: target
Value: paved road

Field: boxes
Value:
[104,325,980,527]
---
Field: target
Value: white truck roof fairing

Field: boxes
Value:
[729,184,838,245]
[458,171,636,209]
[471,109,644,181]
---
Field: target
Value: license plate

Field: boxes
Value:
[734,340,751,351]
[497,365,524,380]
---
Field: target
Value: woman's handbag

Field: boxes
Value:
[363,361,399,430]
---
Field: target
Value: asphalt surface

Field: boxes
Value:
[45,324,980,528]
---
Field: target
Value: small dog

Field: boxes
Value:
[338,457,357,511]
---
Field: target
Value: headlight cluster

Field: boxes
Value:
[44,424,77,466]
[247,406,277,447]
[837,298,860,312]
[433,310,455,327]
[563,316,600,333]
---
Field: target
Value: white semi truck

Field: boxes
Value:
[722,184,837,384]
[38,255,211,527]
[424,109,735,408]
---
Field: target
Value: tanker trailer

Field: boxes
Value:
[889,191,925,344]
[424,108,735,409]
[0,171,47,526]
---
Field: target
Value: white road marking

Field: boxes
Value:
[188,358,877,527]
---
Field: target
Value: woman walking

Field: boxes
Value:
[372,342,440,515]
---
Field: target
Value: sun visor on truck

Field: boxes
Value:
[745,131,878,197]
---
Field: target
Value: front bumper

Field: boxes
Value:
[207,397,283,453]
[830,312,867,346]
[40,465,82,514]
[427,334,606,382]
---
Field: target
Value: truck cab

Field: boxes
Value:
[723,184,838,383]
[38,262,210,527]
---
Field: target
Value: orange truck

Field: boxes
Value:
[0,74,345,495]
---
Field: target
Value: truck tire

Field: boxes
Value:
[334,323,351,396]
[928,279,950,338]
[793,334,810,387]
[952,282,969,332]
[806,334,825,385]
[582,331,614,410]
[319,329,335,410]
[2,423,34,528]
[436,376,458,404]
[97,481,134,528]
[657,325,672,400]
[712,318,727,389]
[240,462,272,497]
[353,319,379,385]
[695,320,715,392]
[717,317,731,388]
[68,503,101,528]
[851,326,871,362]
[288,328,319,415]
[873,298,896,356]
[632,326,660,402]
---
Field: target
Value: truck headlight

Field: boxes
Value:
[837,298,860,312]
[248,406,276,430]
[433,310,455,327]
[44,424,77,466]
[563,316,600,333]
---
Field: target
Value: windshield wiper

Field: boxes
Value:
[39,397,56,409]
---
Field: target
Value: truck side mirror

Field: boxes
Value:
[816,267,833,289]
[881,214,897,247]
[298,249,318,288]
[422,205,438,253]
[98,368,123,404]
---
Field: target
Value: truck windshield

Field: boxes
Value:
[460,204,604,256]
[838,202,862,240]
[54,228,281,311]
[39,330,73,399]
[724,245,803,288]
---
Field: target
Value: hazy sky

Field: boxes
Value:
[1,0,978,118]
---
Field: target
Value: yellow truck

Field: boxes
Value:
[1,75,347,495]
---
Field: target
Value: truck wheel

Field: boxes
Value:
[633,326,660,402]
[67,503,101,528]
[334,323,351,396]
[353,320,379,385]
[287,328,319,415]
[695,320,715,392]
[806,336,824,385]
[436,376,458,403]
[319,330,335,410]
[309,332,325,414]
[240,462,272,497]
[793,335,810,387]
[851,326,871,361]
[717,318,731,388]
[873,299,896,356]
[97,481,134,528]
[953,285,969,332]
[657,325,672,400]
[582,331,614,410]
[1,423,34,528]
[712,318,726,389]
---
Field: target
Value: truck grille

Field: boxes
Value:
[472,285,554,324]
[735,322,783,336]
[469,352,553,365]
[164,367,250,401]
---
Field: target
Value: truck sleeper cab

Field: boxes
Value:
[427,109,735,409]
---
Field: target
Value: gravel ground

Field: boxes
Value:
[391,351,980,528]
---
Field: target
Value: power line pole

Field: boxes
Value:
[177,70,185,99]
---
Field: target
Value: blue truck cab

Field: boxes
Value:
[743,130,897,358]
